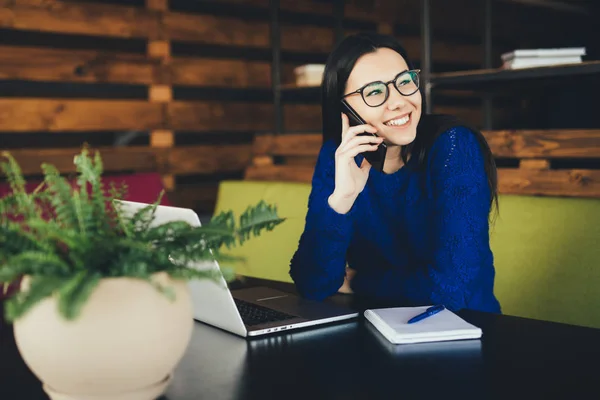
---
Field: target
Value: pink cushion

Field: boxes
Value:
[100,173,172,206]
[0,172,171,205]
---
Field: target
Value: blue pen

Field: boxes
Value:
[407,305,446,324]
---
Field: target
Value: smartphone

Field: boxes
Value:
[341,99,387,172]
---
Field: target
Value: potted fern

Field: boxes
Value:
[0,148,284,400]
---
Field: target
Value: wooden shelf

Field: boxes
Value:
[430,61,600,89]
[279,84,321,102]
[279,83,319,89]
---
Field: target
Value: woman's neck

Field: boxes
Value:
[382,145,405,174]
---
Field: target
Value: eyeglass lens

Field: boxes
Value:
[361,70,420,107]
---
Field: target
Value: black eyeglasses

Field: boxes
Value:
[341,69,420,107]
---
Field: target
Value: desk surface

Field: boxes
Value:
[2,278,600,400]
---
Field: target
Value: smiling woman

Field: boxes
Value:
[289,32,501,314]
[341,49,422,150]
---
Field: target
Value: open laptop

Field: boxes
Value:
[115,200,358,337]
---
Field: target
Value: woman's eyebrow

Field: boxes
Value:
[358,69,410,88]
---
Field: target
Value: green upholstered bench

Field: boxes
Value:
[214,180,309,284]
[490,195,600,329]
[214,180,600,329]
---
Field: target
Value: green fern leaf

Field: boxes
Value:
[4,276,64,322]
[116,192,164,238]
[2,148,286,323]
[41,163,79,229]
[0,224,53,260]
[1,251,71,281]
[57,270,101,320]
[0,152,38,218]
[71,190,87,235]
[73,148,111,234]
[238,201,286,244]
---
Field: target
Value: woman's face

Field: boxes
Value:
[343,48,422,147]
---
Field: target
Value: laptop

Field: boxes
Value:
[115,200,358,337]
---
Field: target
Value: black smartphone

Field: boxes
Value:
[341,99,387,172]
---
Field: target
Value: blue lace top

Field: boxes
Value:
[289,126,501,313]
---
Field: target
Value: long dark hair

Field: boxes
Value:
[321,32,498,216]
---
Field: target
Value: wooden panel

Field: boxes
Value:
[283,29,482,65]
[402,36,481,65]
[245,165,314,183]
[148,85,172,102]
[164,12,268,47]
[168,102,273,131]
[168,145,252,174]
[2,147,160,175]
[484,130,600,158]
[252,130,600,160]
[284,155,318,166]
[212,0,420,24]
[2,144,252,177]
[253,133,322,156]
[281,26,482,65]
[168,183,220,213]
[150,130,174,147]
[245,130,600,198]
[251,155,274,167]
[0,99,163,131]
[498,168,600,198]
[147,40,171,60]
[146,0,168,12]
[281,25,334,53]
[0,46,159,84]
[0,0,159,38]
[164,11,480,65]
[170,57,271,87]
[245,161,600,198]
[282,64,300,86]
[0,46,271,87]
[439,106,483,127]
[3,0,586,58]
[282,104,483,133]
[520,159,550,170]
[0,97,488,136]
[284,104,322,132]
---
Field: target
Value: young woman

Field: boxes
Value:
[289,32,501,313]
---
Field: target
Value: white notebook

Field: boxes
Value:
[364,306,482,344]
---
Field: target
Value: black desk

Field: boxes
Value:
[2,278,600,399]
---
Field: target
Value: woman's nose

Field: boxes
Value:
[385,85,408,111]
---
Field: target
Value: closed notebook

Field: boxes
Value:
[364,306,482,345]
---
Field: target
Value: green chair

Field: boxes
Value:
[213,180,310,283]
[214,180,600,328]
[490,195,600,329]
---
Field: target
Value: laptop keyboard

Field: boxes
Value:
[234,298,297,327]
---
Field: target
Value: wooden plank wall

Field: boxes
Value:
[0,0,595,213]
[246,131,600,198]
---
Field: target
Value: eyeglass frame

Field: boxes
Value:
[341,69,421,108]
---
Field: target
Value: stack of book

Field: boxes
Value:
[501,47,586,70]
[294,64,325,87]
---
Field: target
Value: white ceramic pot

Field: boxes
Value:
[13,272,194,400]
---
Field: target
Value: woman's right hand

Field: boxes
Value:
[328,113,383,214]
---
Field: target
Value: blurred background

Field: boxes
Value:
[1,0,599,218]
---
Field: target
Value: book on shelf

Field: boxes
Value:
[294,64,325,87]
[501,47,586,62]
[502,56,583,70]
